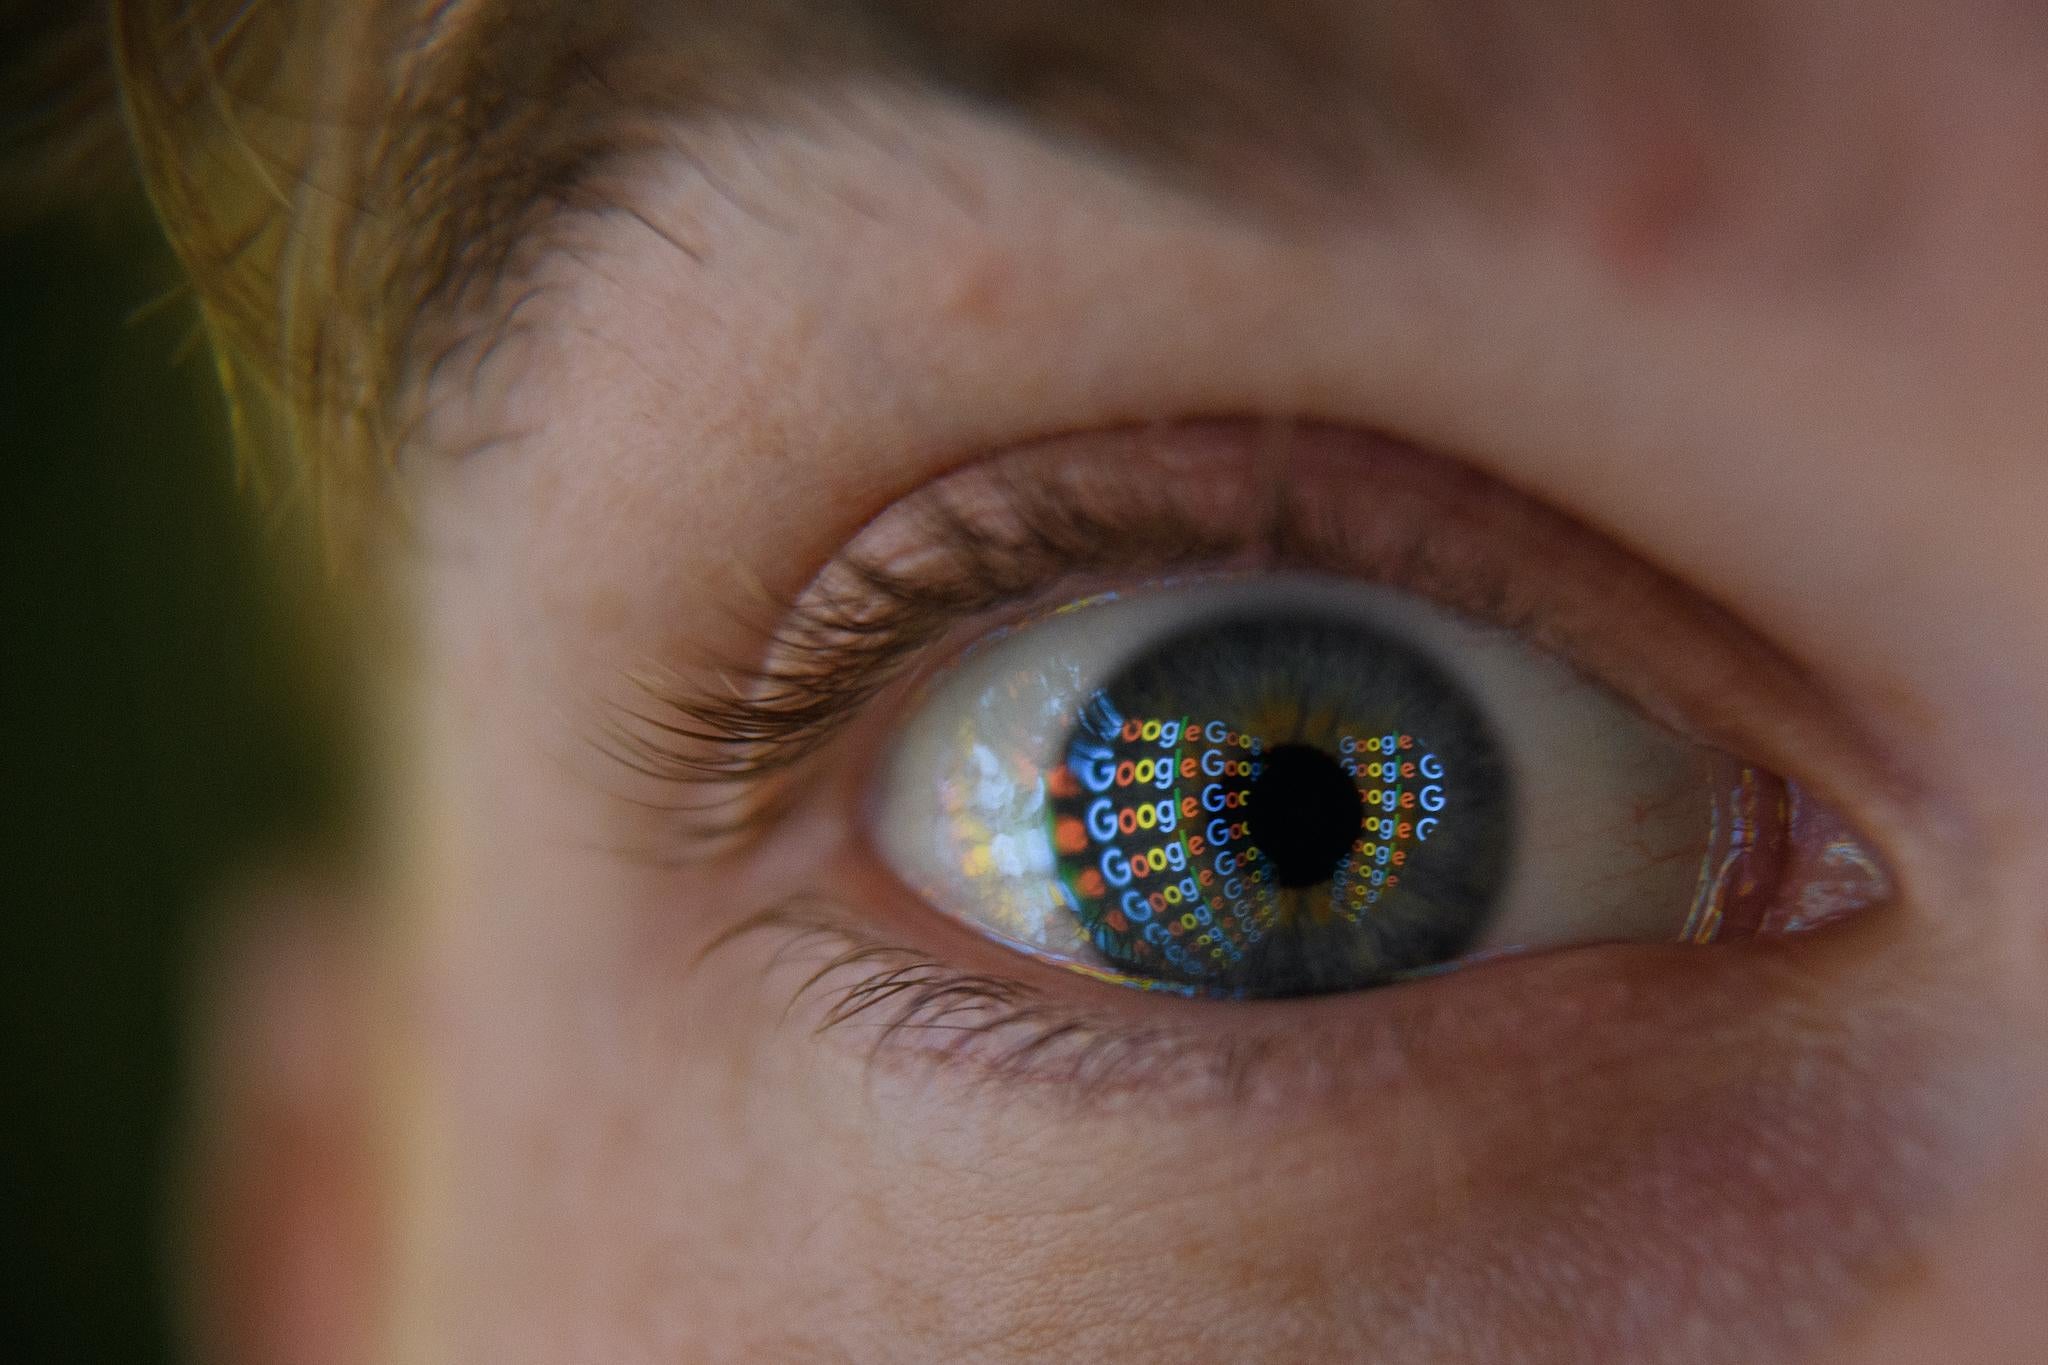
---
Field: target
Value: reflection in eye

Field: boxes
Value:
[875,575,1842,997]
[1043,609,1514,994]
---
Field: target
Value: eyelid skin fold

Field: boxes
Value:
[604,419,1909,889]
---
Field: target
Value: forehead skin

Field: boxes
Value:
[397,0,2048,393]
[374,3,2048,1364]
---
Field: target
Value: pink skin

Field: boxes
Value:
[202,32,2048,1365]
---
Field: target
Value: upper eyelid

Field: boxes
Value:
[596,418,1913,868]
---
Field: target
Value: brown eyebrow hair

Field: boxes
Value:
[18,0,1996,548]
[72,1,1644,542]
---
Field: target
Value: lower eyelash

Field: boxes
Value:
[696,892,1885,1122]
[698,900,1292,1105]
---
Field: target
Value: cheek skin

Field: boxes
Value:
[389,801,2017,1365]
[768,935,2004,1364]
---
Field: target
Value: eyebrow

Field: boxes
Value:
[139,0,2000,519]
[845,0,1759,200]
[854,0,1506,192]
[398,0,1777,364]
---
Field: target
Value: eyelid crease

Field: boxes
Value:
[598,419,1906,881]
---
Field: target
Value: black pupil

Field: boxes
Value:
[1245,743,1365,888]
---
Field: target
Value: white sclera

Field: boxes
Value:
[873,576,1715,974]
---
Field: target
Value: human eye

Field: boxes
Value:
[612,420,1897,1087]
[875,574,1854,999]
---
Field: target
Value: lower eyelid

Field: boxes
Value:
[684,887,1984,1365]
[703,809,1898,1109]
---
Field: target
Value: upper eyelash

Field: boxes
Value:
[591,420,1862,871]
[597,462,1271,834]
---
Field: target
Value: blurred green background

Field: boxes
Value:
[3,207,337,1364]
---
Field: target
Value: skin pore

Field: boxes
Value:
[175,2,2048,1363]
